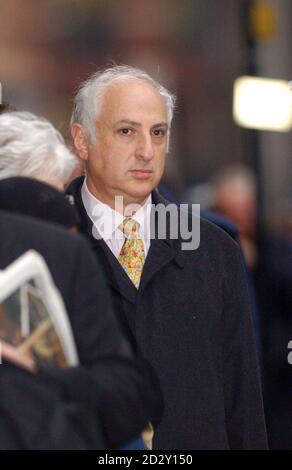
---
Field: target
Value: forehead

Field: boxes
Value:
[98,79,167,123]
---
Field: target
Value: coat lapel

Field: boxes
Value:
[139,190,185,293]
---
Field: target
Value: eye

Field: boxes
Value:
[119,128,133,136]
[152,129,166,137]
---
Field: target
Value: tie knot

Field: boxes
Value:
[119,218,140,239]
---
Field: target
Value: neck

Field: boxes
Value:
[85,178,149,216]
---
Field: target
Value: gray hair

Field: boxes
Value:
[70,65,176,147]
[0,112,77,184]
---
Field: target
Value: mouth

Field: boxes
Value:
[129,169,153,179]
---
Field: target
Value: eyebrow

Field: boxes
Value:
[115,119,168,129]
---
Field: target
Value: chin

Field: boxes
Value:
[124,184,154,204]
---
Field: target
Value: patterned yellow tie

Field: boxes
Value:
[119,218,152,447]
[118,218,145,289]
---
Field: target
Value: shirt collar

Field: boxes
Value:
[81,178,152,241]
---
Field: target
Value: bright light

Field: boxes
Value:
[233,76,292,132]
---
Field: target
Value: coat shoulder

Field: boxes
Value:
[199,215,240,251]
[181,206,241,258]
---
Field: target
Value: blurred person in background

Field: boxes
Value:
[211,165,258,269]
[0,209,162,449]
[0,175,154,450]
[0,111,77,191]
[211,164,292,449]
[68,65,267,449]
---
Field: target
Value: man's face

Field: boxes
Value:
[75,79,168,209]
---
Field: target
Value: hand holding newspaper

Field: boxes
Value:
[0,250,78,370]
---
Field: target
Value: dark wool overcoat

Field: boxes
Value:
[67,177,267,450]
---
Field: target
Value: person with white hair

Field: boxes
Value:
[0,111,77,190]
[67,65,267,449]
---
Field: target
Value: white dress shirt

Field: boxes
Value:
[81,179,152,259]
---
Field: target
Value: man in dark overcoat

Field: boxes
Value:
[68,65,267,449]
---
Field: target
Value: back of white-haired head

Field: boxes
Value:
[0,112,77,185]
[70,65,176,149]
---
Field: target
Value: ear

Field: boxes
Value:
[71,123,89,161]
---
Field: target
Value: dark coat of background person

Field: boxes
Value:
[252,233,292,449]
[0,103,16,114]
[0,177,80,229]
[0,211,162,450]
[0,363,104,450]
[67,176,268,450]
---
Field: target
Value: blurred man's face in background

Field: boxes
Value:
[215,178,257,237]
[73,80,168,210]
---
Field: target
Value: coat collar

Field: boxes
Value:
[67,177,185,302]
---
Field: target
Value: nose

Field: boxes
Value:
[136,132,154,161]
